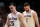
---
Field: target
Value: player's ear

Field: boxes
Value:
[24,6,25,9]
[29,5,30,8]
[9,6,10,8]
[15,6,16,8]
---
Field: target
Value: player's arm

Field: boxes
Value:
[18,13,26,27]
[4,16,9,27]
[33,11,39,27]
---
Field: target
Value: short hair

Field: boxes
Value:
[9,3,16,6]
[24,2,30,6]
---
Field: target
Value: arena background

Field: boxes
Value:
[0,0,40,27]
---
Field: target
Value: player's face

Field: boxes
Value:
[24,6,30,12]
[9,5,16,12]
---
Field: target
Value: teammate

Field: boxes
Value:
[4,3,26,27]
[22,2,39,27]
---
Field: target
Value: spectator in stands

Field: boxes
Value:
[0,13,5,27]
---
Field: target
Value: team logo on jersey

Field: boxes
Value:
[24,15,31,17]
[9,17,17,20]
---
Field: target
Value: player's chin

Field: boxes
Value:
[11,10,13,12]
[13,10,15,12]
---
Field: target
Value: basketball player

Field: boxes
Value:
[22,2,39,27]
[4,3,26,27]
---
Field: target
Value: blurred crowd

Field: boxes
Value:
[0,2,6,27]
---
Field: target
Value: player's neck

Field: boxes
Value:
[26,9,31,13]
[12,10,17,15]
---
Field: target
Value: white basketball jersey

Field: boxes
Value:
[8,12,20,27]
[23,10,35,27]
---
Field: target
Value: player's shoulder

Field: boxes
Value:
[22,11,26,15]
[22,11,26,14]
[16,12,22,16]
[31,10,37,15]
[17,12,22,15]
[7,13,12,17]
[31,10,37,13]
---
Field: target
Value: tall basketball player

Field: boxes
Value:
[22,2,39,27]
[4,3,26,27]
